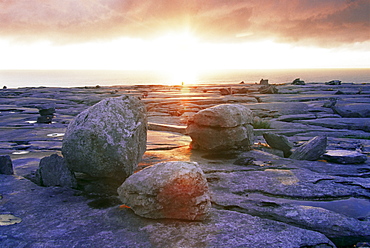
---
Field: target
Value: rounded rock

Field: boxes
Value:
[117,161,211,220]
[62,95,147,181]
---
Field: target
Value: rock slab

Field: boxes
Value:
[117,161,211,220]
[35,154,77,188]
[0,155,13,175]
[290,136,327,161]
[186,104,254,151]
[263,132,293,157]
[62,95,147,181]
[323,150,367,164]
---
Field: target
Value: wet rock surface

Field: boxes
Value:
[0,82,370,247]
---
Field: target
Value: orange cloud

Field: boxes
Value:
[0,0,368,46]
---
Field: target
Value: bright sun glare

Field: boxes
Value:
[152,31,200,85]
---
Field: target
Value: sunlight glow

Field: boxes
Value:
[0,31,369,85]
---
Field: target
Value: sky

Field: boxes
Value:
[0,0,369,72]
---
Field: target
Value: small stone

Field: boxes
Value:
[322,150,367,164]
[259,79,269,85]
[233,157,255,165]
[263,132,293,157]
[117,161,211,220]
[290,136,327,161]
[37,115,53,123]
[38,106,56,116]
[35,154,77,188]
[0,155,14,175]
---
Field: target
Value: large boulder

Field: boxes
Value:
[117,161,211,220]
[62,96,147,181]
[186,104,254,151]
[35,154,77,188]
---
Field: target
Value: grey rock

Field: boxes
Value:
[263,132,293,157]
[219,87,232,95]
[259,78,269,85]
[292,78,305,85]
[187,104,254,151]
[0,155,13,175]
[323,150,367,164]
[117,161,211,220]
[35,154,77,188]
[290,136,327,161]
[325,80,341,85]
[141,209,336,248]
[62,95,147,181]
[259,85,278,94]
[191,103,253,128]
[298,118,370,132]
[332,102,370,118]
[37,115,53,123]
[38,105,56,116]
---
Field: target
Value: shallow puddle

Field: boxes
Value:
[248,193,370,219]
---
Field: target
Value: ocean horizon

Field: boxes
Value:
[0,68,369,89]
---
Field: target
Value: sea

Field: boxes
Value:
[0,68,369,88]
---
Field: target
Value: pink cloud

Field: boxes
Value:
[0,0,368,46]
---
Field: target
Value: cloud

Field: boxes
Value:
[0,0,369,46]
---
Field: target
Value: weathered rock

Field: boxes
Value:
[191,103,253,128]
[292,78,305,85]
[186,104,254,151]
[259,79,269,85]
[322,150,367,164]
[263,132,293,157]
[0,155,13,175]
[332,102,370,118]
[325,80,341,85]
[259,85,278,94]
[117,161,211,220]
[38,105,56,116]
[37,115,53,123]
[35,154,77,188]
[62,95,147,181]
[290,136,327,161]
[219,87,232,95]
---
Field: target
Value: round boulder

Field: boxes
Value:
[186,104,254,151]
[117,161,211,220]
[62,96,147,181]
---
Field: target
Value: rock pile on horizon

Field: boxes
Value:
[117,161,211,220]
[186,104,254,151]
[62,95,147,181]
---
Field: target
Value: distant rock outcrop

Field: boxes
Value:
[117,161,211,220]
[325,80,341,85]
[292,78,305,85]
[62,95,147,181]
[186,104,254,151]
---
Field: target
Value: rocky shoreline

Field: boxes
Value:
[1,81,370,247]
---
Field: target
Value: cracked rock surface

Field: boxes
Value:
[1,82,370,247]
